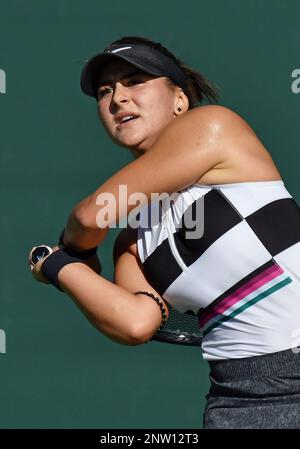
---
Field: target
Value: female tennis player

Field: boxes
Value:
[28,36,300,429]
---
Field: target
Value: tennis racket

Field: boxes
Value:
[30,246,203,346]
[150,306,203,346]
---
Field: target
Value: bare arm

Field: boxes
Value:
[54,226,169,346]
[57,262,156,346]
[112,227,170,342]
[62,106,227,251]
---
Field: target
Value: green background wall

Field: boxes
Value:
[0,0,299,428]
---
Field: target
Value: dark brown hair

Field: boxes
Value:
[109,35,220,108]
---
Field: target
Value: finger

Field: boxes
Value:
[31,264,50,284]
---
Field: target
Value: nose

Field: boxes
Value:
[111,81,130,105]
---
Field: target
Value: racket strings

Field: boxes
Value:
[151,306,203,346]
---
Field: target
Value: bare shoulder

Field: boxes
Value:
[154,104,246,152]
[169,105,254,148]
[188,105,265,150]
[190,105,253,130]
[192,105,281,184]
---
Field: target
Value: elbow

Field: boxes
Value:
[121,337,148,346]
[128,323,157,346]
[117,326,148,346]
[73,201,109,236]
[129,334,150,346]
[73,205,93,230]
[112,334,148,347]
[72,194,99,230]
[96,324,148,347]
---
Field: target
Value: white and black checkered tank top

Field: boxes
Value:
[137,180,300,360]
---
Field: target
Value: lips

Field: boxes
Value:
[116,116,139,129]
[114,111,140,124]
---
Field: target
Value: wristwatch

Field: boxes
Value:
[30,245,53,265]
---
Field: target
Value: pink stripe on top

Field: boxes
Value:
[199,264,284,328]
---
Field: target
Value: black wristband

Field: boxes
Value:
[41,248,84,292]
[58,228,98,260]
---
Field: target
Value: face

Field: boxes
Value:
[96,58,184,153]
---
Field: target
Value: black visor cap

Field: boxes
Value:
[80,43,188,98]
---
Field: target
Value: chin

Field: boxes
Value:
[114,132,150,151]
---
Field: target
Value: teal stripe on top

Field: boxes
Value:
[202,276,292,337]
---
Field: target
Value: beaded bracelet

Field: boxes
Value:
[134,290,168,330]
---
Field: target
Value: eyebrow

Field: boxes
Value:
[97,70,144,90]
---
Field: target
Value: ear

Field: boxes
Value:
[174,89,189,116]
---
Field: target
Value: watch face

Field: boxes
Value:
[31,246,51,265]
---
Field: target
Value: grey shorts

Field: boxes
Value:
[203,347,300,429]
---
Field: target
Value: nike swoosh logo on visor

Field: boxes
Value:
[109,47,132,53]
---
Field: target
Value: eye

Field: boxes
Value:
[97,87,113,99]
